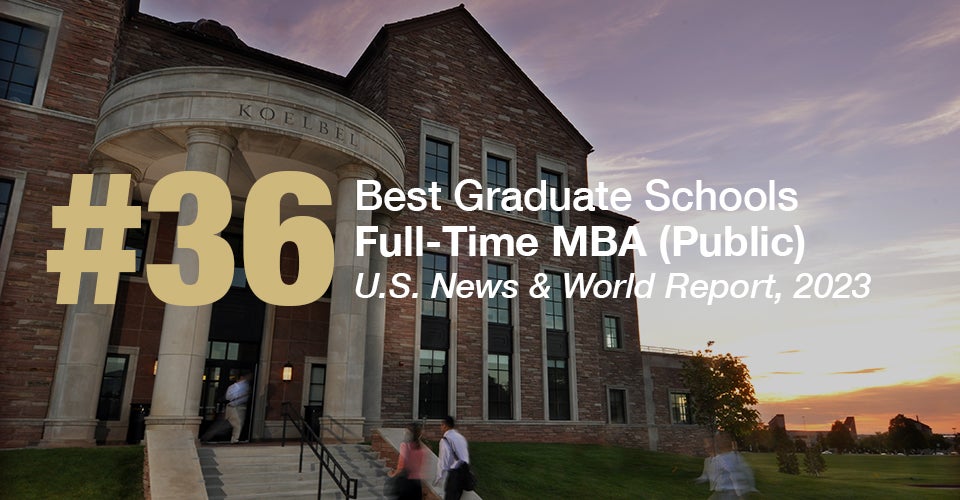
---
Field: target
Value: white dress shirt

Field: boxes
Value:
[436,428,470,482]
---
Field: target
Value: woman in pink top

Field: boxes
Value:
[388,422,426,500]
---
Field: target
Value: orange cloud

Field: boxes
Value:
[759,376,960,434]
[830,367,886,375]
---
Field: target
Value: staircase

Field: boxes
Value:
[200,443,390,499]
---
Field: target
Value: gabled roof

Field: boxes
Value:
[347,5,593,153]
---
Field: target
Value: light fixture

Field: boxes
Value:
[282,362,293,382]
[153,360,158,376]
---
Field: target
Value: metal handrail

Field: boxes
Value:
[281,402,358,499]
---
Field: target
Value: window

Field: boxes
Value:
[486,155,510,212]
[608,388,627,424]
[603,315,622,349]
[539,169,563,225]
[421,252,449,317]
[481,138,516,213]
[0,18,46,104]
[0,172,24,297]
[544,271,570,420]
[671,392,693,424]
[0,178,13,243]
[547,358,569,420]
[487,354,511,419]
[419,252,450,419]
[122,218,152,276]
[424,138,452,198]
[420,119,459,200]
[598,241,616,281]
[419,349,447,419]
[308,364,326,407]
[96,354,129,421]
[487,262,513,419]
[0,1,62,107]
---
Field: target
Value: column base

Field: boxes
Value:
[362,419,383,441]
[145,415,202,437]
[321,416,365,443]
[40,418,98,447]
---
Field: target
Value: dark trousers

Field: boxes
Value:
[443,466,466,500]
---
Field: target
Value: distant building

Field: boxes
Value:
[769,413,859,445]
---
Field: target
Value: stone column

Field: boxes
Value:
[324,164,375,441]
[146,128,235,434]
[42,160,138,447]
[362,211,392,436]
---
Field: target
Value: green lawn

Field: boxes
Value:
[1,442,956,500]
[469,443,960,499]
[0,446,144,500]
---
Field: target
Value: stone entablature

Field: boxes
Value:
[94,66,405,191]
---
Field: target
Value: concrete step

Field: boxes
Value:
[201,443,390,499]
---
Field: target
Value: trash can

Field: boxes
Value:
[126,403,150,444]
[303,405,323,438]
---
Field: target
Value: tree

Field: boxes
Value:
[803,447,827,476]
[826,420,856,453]
[888,414,927,453]
[680,345,761,444]
[859,432,888,454]
[776,448,800,474]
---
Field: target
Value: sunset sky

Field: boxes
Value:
[140,0,960,435]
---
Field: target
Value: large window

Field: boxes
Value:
[419,252,450,419]
[539,169,563,225]
[487,262,512,419]
[608,388,627,424]
[487,354,510,419]
[419,349,447,419]
[96,354,129,421]
[671,392,693,424]
[486,155,510,212]
[420,120,459,201]
[122,218,152,277]
[547,359,569,420]
[598,241,616,281]
[0,1,62,107]
[544,271,570,420]
[0,18,46,104]
[424,138,452,198]
[603,315,622,349]
[0,178,13,244]
[0,172,24,297]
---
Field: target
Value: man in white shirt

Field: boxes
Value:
[435,415,470,499]
[224,371,251,444]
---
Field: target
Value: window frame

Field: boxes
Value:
[0,169,25,298]
[536,154,568,227]
[481,138,517,214]
[607,387,628,424]
[415,251,456,420]
[602,314,623,350]
[419,119,459,200]
[0,0,62,107]
[120,210,159,283]
[542,269,576,421]
[670,391,693,425]
[484,260,517,420]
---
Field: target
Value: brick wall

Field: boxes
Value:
[0,0,126,448]
[363,13,648,443]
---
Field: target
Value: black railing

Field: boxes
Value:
[281,402,358,499]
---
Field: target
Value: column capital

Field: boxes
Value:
[371,210,395,229]
[185,127,237,152]
[89,156,142,182]
[336,163,377,182]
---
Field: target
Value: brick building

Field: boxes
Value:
[0,0,707,454]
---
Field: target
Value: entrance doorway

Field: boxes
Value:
[198,233,265,442]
